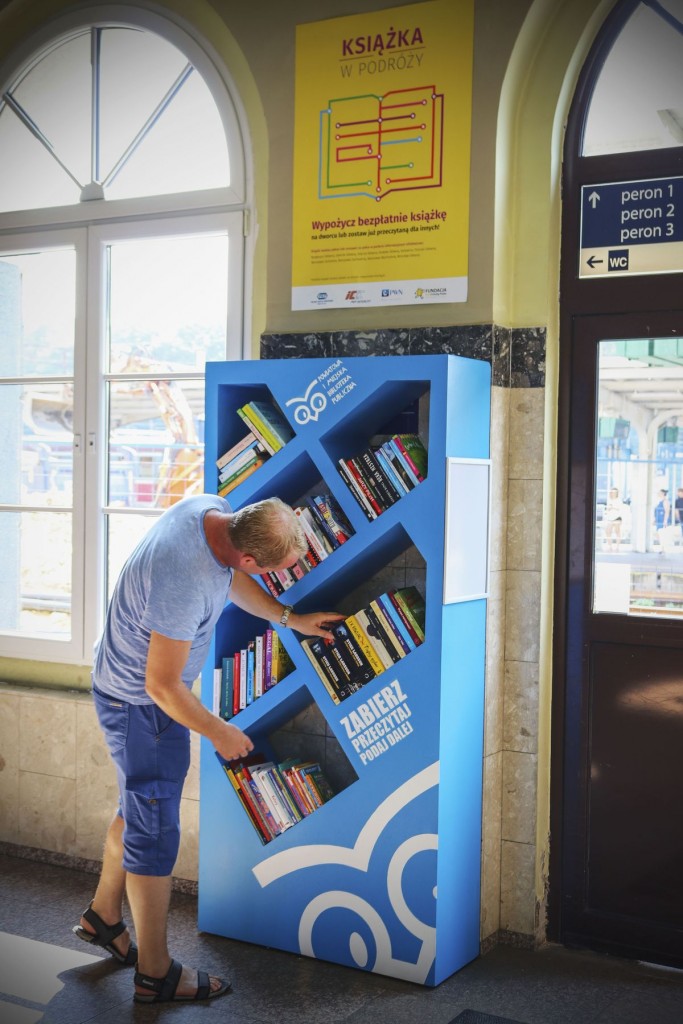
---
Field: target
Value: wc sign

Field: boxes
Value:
[579,175,683,279]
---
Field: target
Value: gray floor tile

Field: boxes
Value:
[2,854,683,1024]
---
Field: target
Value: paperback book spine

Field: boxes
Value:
[337,458,376,520]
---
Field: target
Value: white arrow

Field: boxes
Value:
[588,190,601,208]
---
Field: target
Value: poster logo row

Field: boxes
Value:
[292,276,467,310]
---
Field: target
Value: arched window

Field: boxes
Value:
[582,0,683,156]
[0,10,248,665]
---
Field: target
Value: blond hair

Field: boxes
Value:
[229,497,306,566]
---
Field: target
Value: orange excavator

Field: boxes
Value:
[116,353,203,508]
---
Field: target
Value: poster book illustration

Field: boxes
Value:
[320,85,444,201]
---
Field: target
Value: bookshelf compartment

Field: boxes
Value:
[215,382,295,496]
[320,380,429,520]
[216,687,358,845]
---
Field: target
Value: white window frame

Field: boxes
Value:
[0,4,252,665]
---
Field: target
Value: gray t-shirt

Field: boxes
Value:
[93,494,233,704]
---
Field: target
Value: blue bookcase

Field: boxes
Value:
[199,354,490,986]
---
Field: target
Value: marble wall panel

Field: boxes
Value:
[19,771,76,854]
[484,569,505,758]
[481,750,502,940]
[0,691,20,842]
[508,389,546,481]
[500,839,536,936]
[503,661,539,755]
[502,750,538,846]
[489,387,510,574]
[505,571,541,665]
[19,694,77,780]
[507,478,543,572]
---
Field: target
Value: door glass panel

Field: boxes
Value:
[104,232,227,588]
[0,382,74,508]
[0,509,72,637]
[594,337,683,617]
[0,249,76,375]
[107,378,203,509]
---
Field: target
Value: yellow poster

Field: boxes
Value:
[292,0,473,310]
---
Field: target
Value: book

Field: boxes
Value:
[218,456,264,496]
[232,653,241,717]
[393,433,427,481]
[373,445,409,497]
[220,656,234,719]
[380,441,416,492]
[384,438,420,488]
[219,753,275,839]
[393,586,426,642]
[238,763,278,839]
[301,636,358,703]
[369,597,410,658]
[345,613,385,676]
[355,608,394,671]
[216,430,256,470]
[347,456,384,515]
[312,493,353,543]
[268,765,303,825]
[337,457,376,520]
[264,629,273,690]
[364,602,402,664]
[376,593,416,651]
[359,447,401,507]
[213,666,221,715]
[254,633,264,699]
[299,762,335,805]
[295,506,332,561]
[236,406,277,455]
[387,590,423,645]
[250,762,293,833]
[305,496,343,550]
[218,439,267,482]
[246,641,255,704]
[245,400,295,449]
[328,621,376,686]
[239,648,248,709]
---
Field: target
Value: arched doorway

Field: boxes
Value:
[552,0,683,965]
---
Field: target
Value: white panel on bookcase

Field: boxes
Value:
[443,457,491,604]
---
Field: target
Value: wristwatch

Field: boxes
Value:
[279,604,294,627]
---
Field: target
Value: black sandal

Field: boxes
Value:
[72,900,138,966]
[133,958,231,1004]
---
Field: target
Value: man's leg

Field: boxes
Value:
[126,871,223,997]
[78,812,133,959]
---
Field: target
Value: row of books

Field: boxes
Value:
[214,629,294,720]
[337,432,428,520]
[216,399,295,496]
[220,753,335,844]
[301,585,426,704]
[260,493,354,596]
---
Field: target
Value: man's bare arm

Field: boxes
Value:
[145,631,254,762]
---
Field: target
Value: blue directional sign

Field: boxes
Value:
[580,176,683,278]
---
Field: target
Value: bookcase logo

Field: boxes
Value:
[252,762,439,984]
[285,378,328,424]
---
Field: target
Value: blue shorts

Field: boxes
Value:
[93,687,191,876]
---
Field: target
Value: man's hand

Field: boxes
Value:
[212,720,254,762]
[288,611,345,640]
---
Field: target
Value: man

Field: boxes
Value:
[72,494,342,1004]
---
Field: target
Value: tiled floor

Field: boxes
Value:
[1,853,682,1024]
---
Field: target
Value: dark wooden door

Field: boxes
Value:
[556,310,683,966]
